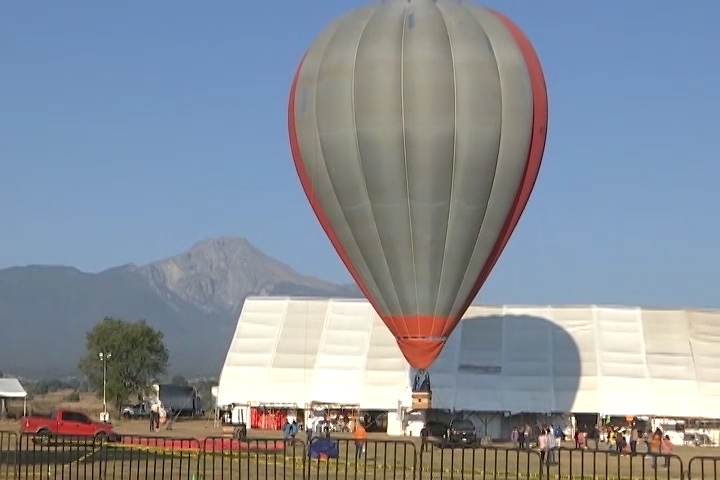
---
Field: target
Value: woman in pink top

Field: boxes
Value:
[660,435,673,468]
[538,429,549,465]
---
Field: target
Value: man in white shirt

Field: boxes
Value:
[547,427,557,465]
[306,416,316,442]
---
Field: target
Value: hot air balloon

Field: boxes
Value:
[288,0,548,377]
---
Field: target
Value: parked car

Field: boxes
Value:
[425,420,449,444]
[445,418,478,446]
[20,409,120,444]
[122,402,151,419]
[423,418,478,447]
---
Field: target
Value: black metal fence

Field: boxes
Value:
[0,430,715,479]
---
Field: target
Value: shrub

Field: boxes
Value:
[63,391,81,402]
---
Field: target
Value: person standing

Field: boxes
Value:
[149,403,158,432]
[149,410,155,432]
[353,421,367,461]
[650,428,663,469]
[538,429,549,466]
[420,425,430,452]
[166,409,174,431]
[306,416,315,443]
[660,435,674,468]
[630,428,639,454]
[574,429,581,449]
[524,424,532,448]
[290,420,299,445]
[547,427,557,465]
[282,419,291,444]
[588,426,599,451]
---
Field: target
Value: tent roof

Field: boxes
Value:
[0,378,27,398]
[219,298,720,417]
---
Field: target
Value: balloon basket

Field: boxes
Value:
[412,392,432,410]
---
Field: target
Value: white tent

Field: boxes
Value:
[218,297,720,419]
[218,297,410,411]
[0,378,27,417]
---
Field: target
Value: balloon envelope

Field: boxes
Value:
[288,0,548,370]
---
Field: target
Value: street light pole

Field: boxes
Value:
[99,352,112,420]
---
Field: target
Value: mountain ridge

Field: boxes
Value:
[0,237,360,377]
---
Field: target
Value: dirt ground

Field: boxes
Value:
[2,417,719,479]
[1,393,719,478]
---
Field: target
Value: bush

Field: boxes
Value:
[63,391,81,402]
[31,382,50,396]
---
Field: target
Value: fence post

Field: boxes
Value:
[305,437,312,479]
[414,445,421,480]
[14,433,20,479]
[194,438,201,480]
[301,439,307,480]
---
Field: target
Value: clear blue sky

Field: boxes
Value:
[2,0,718,308]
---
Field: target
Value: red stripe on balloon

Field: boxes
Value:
[387,315,450,370]
[287,55,397,336]
[448,10,549,335]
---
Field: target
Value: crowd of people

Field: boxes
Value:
[147,402,177,432]
[281,416,368,460]
[576,425,674,467]
[511,424,564,465]
[510,423,675,468]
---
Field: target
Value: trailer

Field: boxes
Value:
[151,384,203,417]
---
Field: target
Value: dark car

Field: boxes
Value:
[425,420,449,444]
[122,402,151,419]
[445,419,478,446]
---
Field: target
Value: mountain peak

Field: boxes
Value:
[188,236,253,253]
[140,236,343,315]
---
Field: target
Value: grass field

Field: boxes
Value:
[4,390,110,418]
[1,393,719,478]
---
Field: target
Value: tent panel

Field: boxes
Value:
[689,310,720,417]
[549,307,596,413]
[640,309,698,416]
[0,378,26,398]
[594,308,650,415]
[502,308,553,413]
[451,308,505,411]
[362,316,409,406]
[216,299,287,406]
[309,300,373,405]
[271,299,327,370]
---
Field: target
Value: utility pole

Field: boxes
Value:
[99,351,112,422]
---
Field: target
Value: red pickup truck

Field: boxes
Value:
[20,409,120,444]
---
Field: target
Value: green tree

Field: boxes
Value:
[78,317,169,413]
